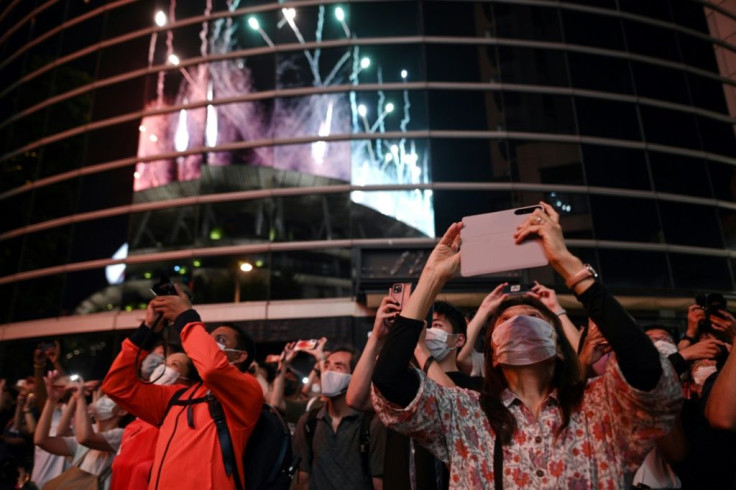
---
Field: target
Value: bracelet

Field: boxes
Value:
[556,310,567,317]
[422,356,436,375]
[565,264,598,289]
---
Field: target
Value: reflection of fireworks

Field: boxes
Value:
[135,2,434,236]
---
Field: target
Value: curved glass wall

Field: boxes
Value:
[1,0,736,328]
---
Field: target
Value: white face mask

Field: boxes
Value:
[425,328,459,361]
[320,370,352,398]
[492,315,558,366]
[691,363,717,389]
[653,339,678,357]
[149,364,181,386]
[141,352,165,379]
[90,396,118,421]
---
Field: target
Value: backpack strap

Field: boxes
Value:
[303,406,321,467]
[206,392,243,490]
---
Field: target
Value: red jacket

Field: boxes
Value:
[102,318,263,489]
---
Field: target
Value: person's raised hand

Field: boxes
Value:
[578,322,610,369]
[43,371,59,404]
[709,309,736,342]
[680,338,728,362]
[303,337,328,361]
[513,202,568,266]
[530,281,562,313]
[372,296,401,342]
[151,283,192,325]
[424,222,463,281]
[686,304,705,338]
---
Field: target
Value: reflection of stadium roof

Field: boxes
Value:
[130,164,426,255]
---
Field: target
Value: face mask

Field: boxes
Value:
[149,364,181,386]
[425,328,459,361]
[90,396,118,421]
[691,362,717,389]
[141,352,165,379]
[320,370,352,398]
[492,315,558,366]
[653,339,678,357]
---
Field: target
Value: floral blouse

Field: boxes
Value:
[372,357,682,489]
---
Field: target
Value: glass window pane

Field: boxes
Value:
[659,202,723,248]
[678,33,720,73]
[698,116,736,156]
[708,162,736,202]
[424,2,487,37]
[576,97,640,140]
[618,0,672,21]
[567,52,634,94]
[598,249,670,289]
[582,145,651,190]
[671,254,732,290]
[426,44,485,83]
[494,4,563,42]
[11,275,65,322]
[20,226,72,272]
[428,90,494,131]
[30,181,79,224]
[497,46,569,87]
[38,135,87,178]
[649,153,711,198]
[631,61,690,105]
[430,138,500,183]
[0,237,23,277]
[719,208,736,249]
[640,106,700,149]
[351,190,433,239]
[349,2,420,37]
[687,73,730,113]
[623,19,681,62]
[589,196,661,243]
[270,248,352,300]
[507,141,583,185]
[561,9,625,50]
[502,92,576,134]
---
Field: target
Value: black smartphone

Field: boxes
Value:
[151,274,177,296]
[502,283,534,295]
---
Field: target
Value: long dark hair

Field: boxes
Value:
[479,295,584,445]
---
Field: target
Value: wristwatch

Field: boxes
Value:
[565,264,598,289]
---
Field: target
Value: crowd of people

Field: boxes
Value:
[1,202,735,489]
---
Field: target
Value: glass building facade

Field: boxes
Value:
[1,0,735,375]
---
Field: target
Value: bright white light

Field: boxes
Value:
[335,7,345,21]
[105,243,128,286]
[283,8,296,21]
[385,102,395,113]
[154,10,167,27]
[401,69,408,79]
[240,262,254,272]
[358,104,367,117]
[360,57,371,69]
[391,144,399,153]
[385,153,393,162]
[248,17,260,30]
[167,54,180,66]
[174,108,189,152]
[149,134,158,143]
[139,125,146,132]
[302,377,309,384]
[134,171,141,179]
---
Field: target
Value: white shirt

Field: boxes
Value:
[63,427,123,490]
[31,404,70,488]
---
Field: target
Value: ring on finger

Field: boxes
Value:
[535,216,543,224]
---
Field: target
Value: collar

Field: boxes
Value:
[317,404,362,421]
[500,388,560,408]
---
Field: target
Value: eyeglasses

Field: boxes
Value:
[215,335,245,354]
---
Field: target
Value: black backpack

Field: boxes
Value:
[166,387,297,490]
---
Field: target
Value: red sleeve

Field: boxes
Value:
[180,322,264,428]
[101,339,182,426]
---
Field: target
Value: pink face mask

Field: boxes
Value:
[492,315,558,366]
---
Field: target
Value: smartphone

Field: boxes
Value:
[151,274,177,296]
[460,205,549,277]
[502,283,534,295]
[39,341,56,353]
[294,339,318,351]
[389,283,412,310]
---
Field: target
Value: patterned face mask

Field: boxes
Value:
[492,315,558,366]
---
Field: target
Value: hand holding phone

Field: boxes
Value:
[294,339,318,351]
[389,283,412,310]
[151,274,177,296]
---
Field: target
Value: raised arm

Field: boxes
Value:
[531,281,581,352]
[457,284,508,374]
[347,297,399,411]
[705,343,736,430]
[373,222,462,406]
[268,342,297,412]
[515,202,662,390]
[34,371,73,457]
[101,303,182,426]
